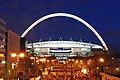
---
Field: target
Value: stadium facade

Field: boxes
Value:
[26,40,103,60]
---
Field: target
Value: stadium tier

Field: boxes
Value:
[26,41,103,60]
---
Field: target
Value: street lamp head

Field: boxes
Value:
[81,68,88,74]
[99,58,104,63]
[96,67,99,70]
[75,60,78,63]
[11,53,17,57]
[80,60,83,64]
[116,68,119,71]
[112,57,114,60]
[19,53,25,58]
[2,60,5,64]
[47,60,50,62]
[30,57,34,59]
[87,59,92,65]
[88,59,91,62]
[40,58,46,62]
[72,59,75,61]
[36,60,39,63]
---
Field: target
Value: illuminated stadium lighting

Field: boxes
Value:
[27,40,104,59]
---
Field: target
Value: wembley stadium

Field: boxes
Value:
[22,13,108,60]
[26,40,103,60]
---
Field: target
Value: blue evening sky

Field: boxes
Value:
[0,0,120,53]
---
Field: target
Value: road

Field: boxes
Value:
[40,62,97,80]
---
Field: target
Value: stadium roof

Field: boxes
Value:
[27,41,103,49]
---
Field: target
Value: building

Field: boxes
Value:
[6,30,20,53]
[0,19,21,78]
[27,40,103,60]
[6,30,20,78]
[0,19,6,77]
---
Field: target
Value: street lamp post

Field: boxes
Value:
[10,53,18,79]
[40,58,46,78]
[10,52,25,79]
[99,58,105,80]
[99,58,104,73]
[30,55,40,78]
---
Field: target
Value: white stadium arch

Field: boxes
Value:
[21,13,108,51]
